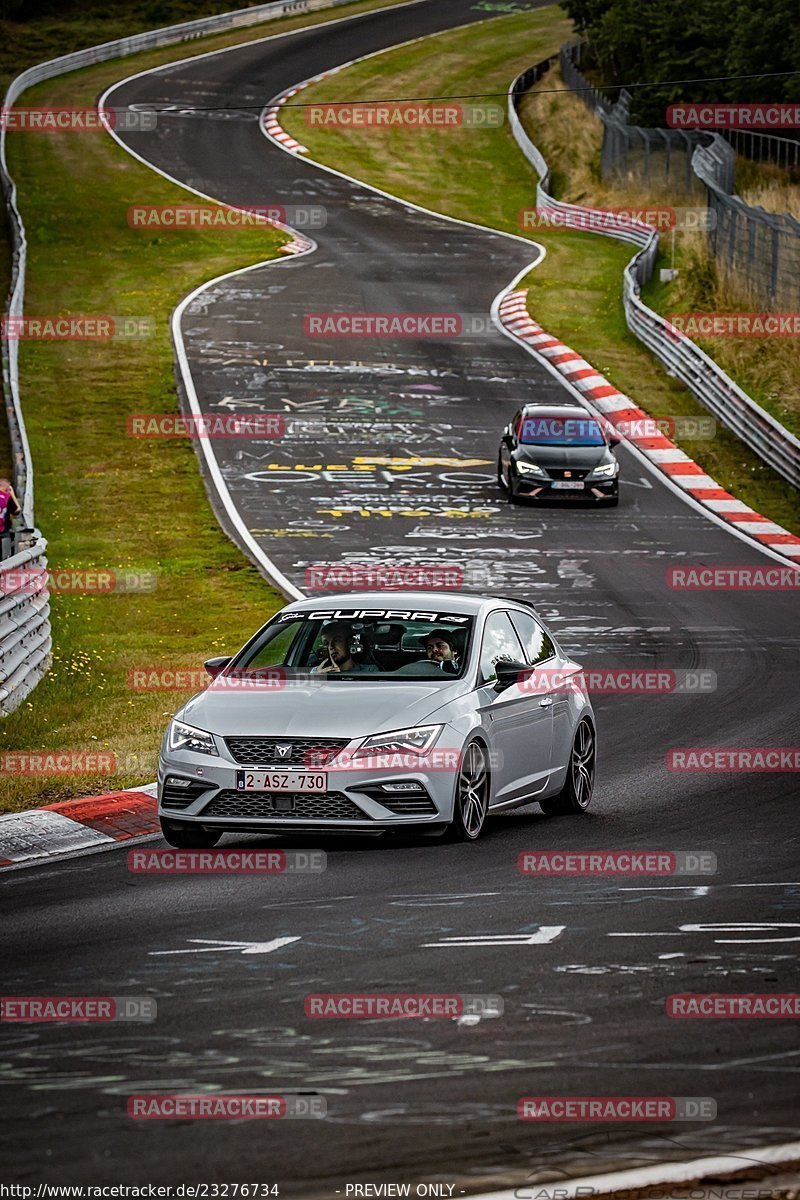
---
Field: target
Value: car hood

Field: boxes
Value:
[179,678,467,739]
[516,444,609,468]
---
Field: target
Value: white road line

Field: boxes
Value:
[467,1140,800,1200]
[423,928,565,948]
[150,935,301,956]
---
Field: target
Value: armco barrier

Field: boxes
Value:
[0,538,51,715]
[508,58,800,492]
[0,0,367,714]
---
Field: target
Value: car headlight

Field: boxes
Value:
[352,724,444,759]
[167,719,218,756]
[515,460,546,476]
[591,461,618,477]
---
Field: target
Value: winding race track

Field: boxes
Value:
[3,0,799,1192]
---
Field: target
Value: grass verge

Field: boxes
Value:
[281,15,800,534]
[0,0,415,812]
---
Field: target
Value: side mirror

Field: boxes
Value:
[204,655,232,679]
[493,659,531,693]
[608,434,621,447]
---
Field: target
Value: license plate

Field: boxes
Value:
[236,770,327,793]
[551,480,584,490]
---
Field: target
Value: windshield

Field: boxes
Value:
[520,415,605,446]
[229,608,474,680]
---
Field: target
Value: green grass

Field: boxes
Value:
[281,8,800,535]
[0,0,416,811]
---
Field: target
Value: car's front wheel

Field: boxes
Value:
[448,741,490,841]
[539,720,595,815]
[160,818,222,848]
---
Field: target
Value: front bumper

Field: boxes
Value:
[514,475,619,501]
[158,742,458,831]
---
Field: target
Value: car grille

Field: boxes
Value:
[224,737,349,767]
[162,777,212,810]
[548,468,589,480]
[201,790,368,821]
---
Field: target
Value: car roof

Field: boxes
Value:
[282,591,536,618]
[519,404,597,419]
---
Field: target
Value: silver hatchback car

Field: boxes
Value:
[157,592,596,845]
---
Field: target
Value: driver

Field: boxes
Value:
[424,629,460,672]
[312,621,379,674]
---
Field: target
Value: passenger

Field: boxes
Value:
[424,629,460,672]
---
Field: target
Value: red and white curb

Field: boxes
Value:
[278,227,315,256]
[261,81,330,257]
[261,66,343,158]
[262,84,312,155]
[0,785,158,868]
[499,290,800,561]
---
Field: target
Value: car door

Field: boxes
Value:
[475,610,554,805]
[508,608,574,775]
[499,409,521,485]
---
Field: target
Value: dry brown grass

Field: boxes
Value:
[521,67,800,440]
[737,159,800,220]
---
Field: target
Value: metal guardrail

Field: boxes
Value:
[0,538,51,715]
[0,0,360,715]
[508,60,800,492]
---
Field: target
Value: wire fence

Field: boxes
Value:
[559,41,800,308]
[507,60,800,493]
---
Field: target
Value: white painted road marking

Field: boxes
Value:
[609,922,800,944]
[150,936,301,956]
[422,928,565,948]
